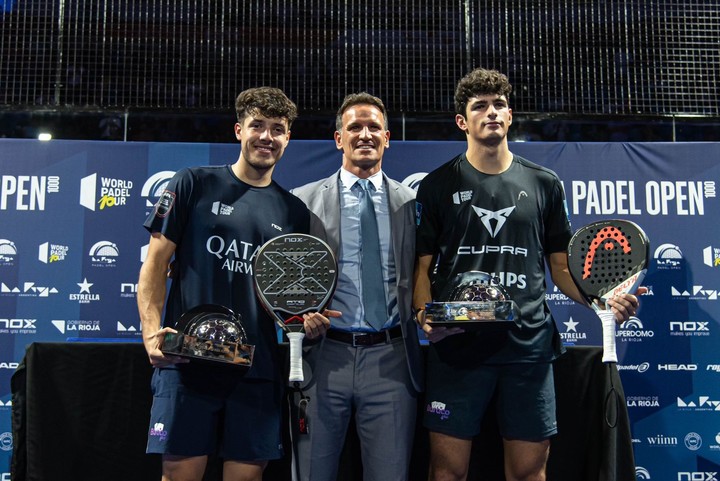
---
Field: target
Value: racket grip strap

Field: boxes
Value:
[598,309,618,363]
[287,332,305,383]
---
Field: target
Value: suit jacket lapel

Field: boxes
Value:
[320,172,342,255]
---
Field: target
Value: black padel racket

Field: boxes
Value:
[253,233,337,382]
[567,219,649,363]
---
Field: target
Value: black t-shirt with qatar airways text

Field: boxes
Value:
[416,153,572,364]
[144,164,310,380]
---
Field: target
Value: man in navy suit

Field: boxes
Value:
[291,92,423,481]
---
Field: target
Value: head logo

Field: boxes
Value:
[635,466,651,479]
[654,243,683,268]
[471,206,515,237]
[141,171,176,207]
[89,241,119,265]
[401,172,427,191]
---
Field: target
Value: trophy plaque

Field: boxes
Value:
[160,304,254,367]
[425,271,520,331]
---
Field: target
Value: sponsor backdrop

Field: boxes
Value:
[1,139,719,479]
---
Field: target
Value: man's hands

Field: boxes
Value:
[604,286,648,325]
[415,309,465,343]
[302,309,342,339]
[143,326,189,368]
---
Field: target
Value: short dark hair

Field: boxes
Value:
[335,92,389,131]
[454,68,513,116]
[235,87,298,127]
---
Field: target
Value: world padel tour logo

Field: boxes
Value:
[141,171,176,208]
[704,245,720,268]
[79,173,133,211]
[38,241,69,263]
[0,239,17,264]
[89,241,119,266]
[654,243,683,269]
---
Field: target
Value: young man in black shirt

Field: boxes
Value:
[413,68,645,481]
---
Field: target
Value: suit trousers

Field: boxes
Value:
[292,335,418,481]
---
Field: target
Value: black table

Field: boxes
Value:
[11,343,635,481]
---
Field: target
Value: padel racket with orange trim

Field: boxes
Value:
[567,219,649,363]
[253,234,337,382]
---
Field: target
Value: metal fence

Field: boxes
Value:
[1,0,718,115]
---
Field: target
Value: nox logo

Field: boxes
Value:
[0,319,36,329]
[678,473,718,481]
[670,321,710,332]
[471,206,515,238]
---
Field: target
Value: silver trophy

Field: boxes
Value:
[160,304,254,367]
[425,271,520,330]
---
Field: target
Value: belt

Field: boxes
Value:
[325,325,403,347]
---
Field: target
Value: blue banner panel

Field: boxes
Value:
[1,139,719,477]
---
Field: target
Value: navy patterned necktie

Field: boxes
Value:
[357,179,387,330]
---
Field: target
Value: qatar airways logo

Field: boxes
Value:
[206,236,260,274]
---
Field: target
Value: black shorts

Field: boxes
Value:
[146,367,283,461]
[423,350,557,441]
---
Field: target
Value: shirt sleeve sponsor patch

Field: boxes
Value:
[154,190,176,218]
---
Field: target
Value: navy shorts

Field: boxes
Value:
[423,355,557,441]
[146,366,284,461]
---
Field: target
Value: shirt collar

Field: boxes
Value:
[340,167,383,191]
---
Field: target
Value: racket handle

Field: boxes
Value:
[287,332,305,383]
[598,309,618,363]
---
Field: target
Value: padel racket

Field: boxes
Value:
[253,233,337,383]
[567,219,649,363]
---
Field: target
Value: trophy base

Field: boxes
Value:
[161,332,255,367]
[425,301,520,331]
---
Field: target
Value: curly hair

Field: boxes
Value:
[235,87,298,127]
[454,68,513,116]
[335,92,389,131]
